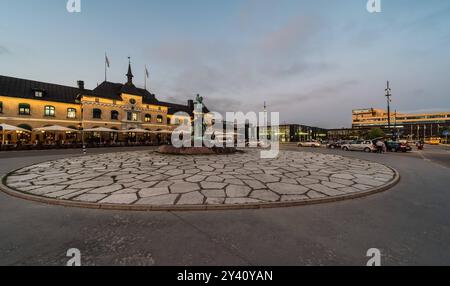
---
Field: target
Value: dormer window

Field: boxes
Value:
[34,90,44,98]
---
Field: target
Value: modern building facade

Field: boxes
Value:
[352,108,450,139]
[264,124,327,143]
[0,63,197,145]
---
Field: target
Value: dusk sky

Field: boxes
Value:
[1,0,449,128]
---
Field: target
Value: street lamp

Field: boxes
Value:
[385,81,392,131]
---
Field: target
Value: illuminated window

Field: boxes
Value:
[93,109,102,119]
[145,114,151,122]
[157,115,163,124]
[67,108,76,119]
[19,103,31,115]
[34,91,44,98]
[111,110,119,120]
[127,111,138,121]
[44,106,56,117]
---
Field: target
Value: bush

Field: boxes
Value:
[367,128,385,140]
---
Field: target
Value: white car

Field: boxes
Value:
[341,140,376,153]
[298,141,321,148]
[246,140,270,148]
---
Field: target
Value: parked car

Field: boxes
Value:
[341,140,376,153]
[298,141,321,148]
[385,141,412,152]
[245,140,269,148]
[327,140,346,149]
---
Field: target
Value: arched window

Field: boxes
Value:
[0,101,3,113]
[44,106,56,117]
[67,108,76,119]
[93,108,102,119]
[157,115,163,124]
[111,110,119,120]
[19,103,31,115]
[144,114,151,122]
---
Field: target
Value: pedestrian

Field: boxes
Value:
[376,140,384,154]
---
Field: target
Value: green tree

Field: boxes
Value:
[439,126,450,136]
[367,128,385,140]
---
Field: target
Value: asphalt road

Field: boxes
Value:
[0,145,449,266]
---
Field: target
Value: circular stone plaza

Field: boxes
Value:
[0,150,399,210]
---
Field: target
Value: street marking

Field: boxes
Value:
[417,151,431,162]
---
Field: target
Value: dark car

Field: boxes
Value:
[385,141,412,152]
[327,140,346,149]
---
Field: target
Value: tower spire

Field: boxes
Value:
[126,56,134,85]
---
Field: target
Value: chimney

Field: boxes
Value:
[188,100,194,111]
[77,80,85,90]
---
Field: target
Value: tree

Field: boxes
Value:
[367,128,385,140]
[439,126,450,136]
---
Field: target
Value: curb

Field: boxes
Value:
[0,167,400,212]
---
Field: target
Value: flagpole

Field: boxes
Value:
[144,66,147,90]
[104,53,107,82]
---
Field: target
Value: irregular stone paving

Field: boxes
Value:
[5,150,397,207]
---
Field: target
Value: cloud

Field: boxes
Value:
[266,80,359,110]
[0,45,10,55]
[258,16,321,57]
[266,61,336,78]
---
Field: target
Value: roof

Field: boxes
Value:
[91,81,161,104]
[0,75,81,104]
[0,74,203,116]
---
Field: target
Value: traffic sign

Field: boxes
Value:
[443,131,449,136]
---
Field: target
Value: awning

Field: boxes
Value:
[0,123,31,132]
[160,130,193,134]
[121,128,153,133]
[155,130,174,134]
[83,127,119,132]
[34,125,79,132]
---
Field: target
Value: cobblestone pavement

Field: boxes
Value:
[3,150,397,208]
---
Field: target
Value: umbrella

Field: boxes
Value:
[158,129,193,134]
[121,128,153,133]
[34,125,79,132]
[83,127,119,144]
[155,130,174,134]
[1,123,31,145]
[83,127,118,132]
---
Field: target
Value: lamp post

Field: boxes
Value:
[385,81,392,136]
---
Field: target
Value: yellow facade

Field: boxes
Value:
[80,93,171,130]
[0,92,191,144]
[0,95,81,129]
[352,108,450,127]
